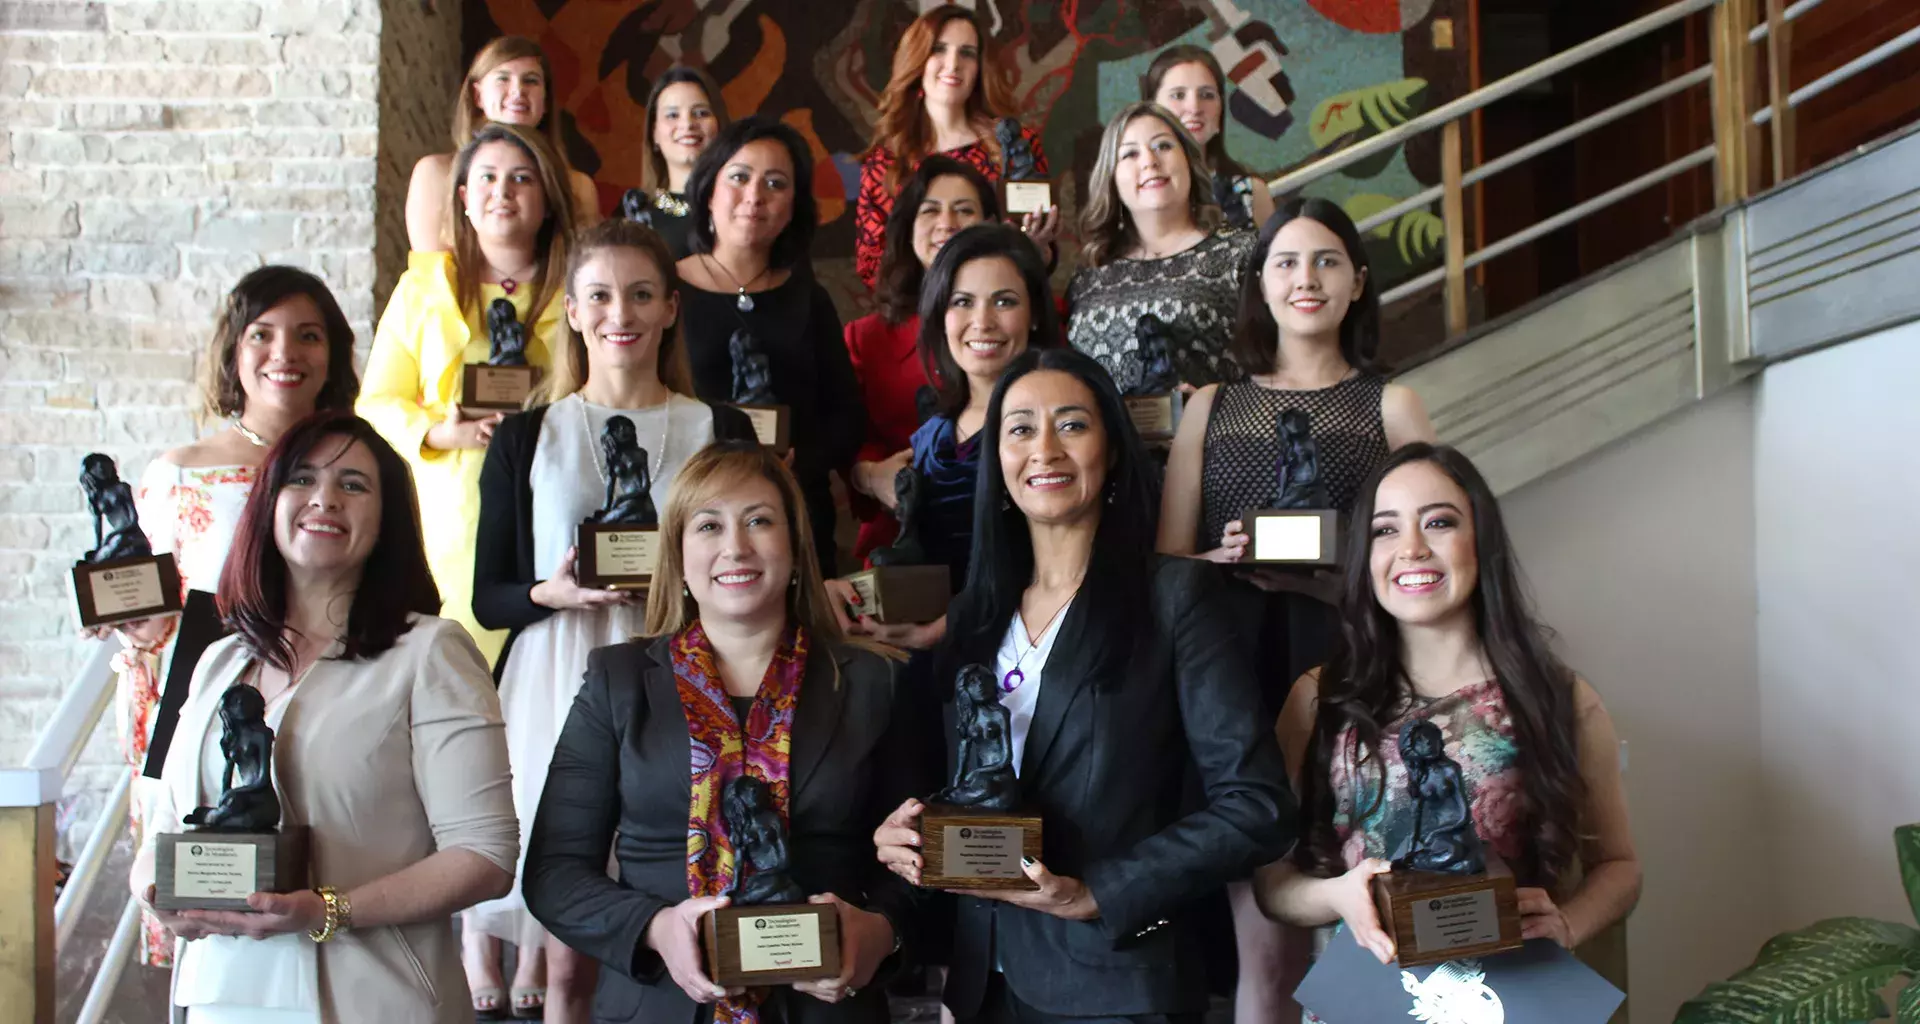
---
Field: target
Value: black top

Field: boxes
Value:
[652,193,694,260]
[678,274,865,575]
[523,635,922,1024]
[938,556,1296,1017]
[472,400,756,680]
[1198,375,1388,549]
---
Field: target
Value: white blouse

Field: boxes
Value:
[992,597,1075,777]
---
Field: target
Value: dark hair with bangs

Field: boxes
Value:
[1295,443,1585,890]
[684,116,818,270]
[217,412,441,673]
[200,266,360,423]
[1231,197,1379,374]
[939,348,1157,690]
[877,155,1000,324]
[916,223,1059,420]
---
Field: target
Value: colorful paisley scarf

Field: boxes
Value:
[672,619,808,1023]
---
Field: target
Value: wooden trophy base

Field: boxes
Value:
[1241,507,1339,566]
[1372,855,1523,967]
[71,553,184,628]
[1000,180,1053,217]
[701,902,842,987]
[839,565,950,624]
[919,805,1042,891]
[462,364,539,411]
[1123,391,1183,444]
[576,522,659,591]
[154,826,311,911]
[734,403,791,453]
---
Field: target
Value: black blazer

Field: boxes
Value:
[523,635,921,1024]
[472,400,755,679]
[940,557,1297,1018]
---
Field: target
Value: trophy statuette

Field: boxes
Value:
[699,776,843,986]
[1122,314,1184,443]
[575,415,661,591]
[1369,720,1524,967]
[838,465,951,625]
[919,665,1043,891]
[70,453,184,628]
[462,297,540,410]
[995,117,1053,216]
[728,328,791,452]
[153,685,312,911]
[1242,408,1339,565]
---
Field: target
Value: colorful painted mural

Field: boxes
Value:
[467,0,1468,294]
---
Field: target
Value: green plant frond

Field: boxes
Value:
[1677,944,1910,1024]
[1897,824,1920,925]
[1392,210,1445,266]
[1754,918,1920,967]
[1308,79,1429,150]
[1340,194,1400,239]
[1897,975,1920,1023]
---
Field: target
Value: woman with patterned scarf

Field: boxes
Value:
[523,440,918,1023]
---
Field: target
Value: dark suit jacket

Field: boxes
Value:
[941,557,1297,1018]
[523,634,920,1024]
[471,401,755,680]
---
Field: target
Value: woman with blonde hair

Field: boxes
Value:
[360,121,576,668]
[1067,101,1256,395]
[853,3,1059,290]
[407,35,600,251]
[524,441,917,1021]
[466,219,755,1019]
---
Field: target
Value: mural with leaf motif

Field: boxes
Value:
[465,0,1468,300]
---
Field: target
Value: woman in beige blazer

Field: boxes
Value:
[130,412,519,1024]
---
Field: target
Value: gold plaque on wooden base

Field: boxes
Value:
[71,553,184,628]
[1242,507,1339,566]
[734,403,791,453]
[154,826,311,912]
[701,903,842,987]
[1371,856,1524,967]
[576,523,660,591]
[919,806,1042,891]
[1124,391,1182,443]
[1000,180,1053,217]
[461,364,539,411]
[839,565,950,624]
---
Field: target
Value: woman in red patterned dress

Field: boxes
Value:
[853,3,1060,291]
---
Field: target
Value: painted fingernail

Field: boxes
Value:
[1021,856,1035,867]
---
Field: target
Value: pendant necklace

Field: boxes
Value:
[490,258,537,296]
[1000,591,1077,694]
[232,418,271,448]
[703,253,771,312]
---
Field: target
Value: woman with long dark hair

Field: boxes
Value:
[103,268,360,970]
[853,4,1059,291]
[1254,444,1639,971]
[874,348,1293,1022]
[1157,197,1432,1019]
[843,157,1001,565]
[676,116,865,575]
[129,413,518,1023]
[629,65,729,258]
[523,442,914,1022]
[1141,46,1277,231]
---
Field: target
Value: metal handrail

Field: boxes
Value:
[55,769,132,948]
[0,639,117,809]
[1748,0,1825,41]
[74,897,141,1024]
[1267,0,1722,198]
[1752,23,1920,125]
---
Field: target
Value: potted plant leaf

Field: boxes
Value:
[1675,824,1920,1023]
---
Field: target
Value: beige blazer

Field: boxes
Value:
[148,615,517,1024]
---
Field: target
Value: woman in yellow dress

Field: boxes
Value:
[360,121,576,666]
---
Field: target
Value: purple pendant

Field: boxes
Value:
[1001,667,1025,693]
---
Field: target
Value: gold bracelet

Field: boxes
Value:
[307,886,352,943]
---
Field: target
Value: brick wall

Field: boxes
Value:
[0,0,456,855]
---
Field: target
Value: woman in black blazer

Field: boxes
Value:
[524,441,919,1023]
[875,348,1297,1022]
[469,218,755,1019]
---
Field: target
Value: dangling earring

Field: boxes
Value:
[789,572,798,588]
[682,582,692,597]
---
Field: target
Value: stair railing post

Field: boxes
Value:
[1440,118,1470,336]
[1711,0,1759,201]
[1762,0,1794,183]
[0,802,58,1024]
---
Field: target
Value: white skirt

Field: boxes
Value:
[466,603,645,946]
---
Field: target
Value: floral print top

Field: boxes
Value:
[135,460,258,595]
[1329,679,1525,871]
